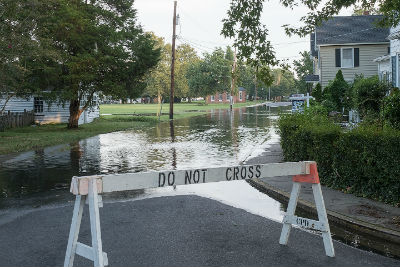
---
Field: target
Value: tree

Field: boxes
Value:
[186,47,232,99]
[312,83,323,103]
[222,0,399,70]
[293,51,313,94]
[0,0,45,112]
[144,35,171,102]
[322,70,349,111]
[269,69,296,98]
[28,0,160,128]
[175,44,199,100]
[144,38,199,102]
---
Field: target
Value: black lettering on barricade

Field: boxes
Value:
[159,173,166,187]
[193,170,200,183]
[168,172,175,186]
[234,167,239,180]
[240,167,247,179]
[226,168,232,181]
[255,165,261,178]
[296,218,309,227]
[201,169,207,183]
[248,166,254,178]
[185,171,192,184]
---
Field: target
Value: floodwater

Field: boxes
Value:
[0,105,286,212]
[0,103,398,259]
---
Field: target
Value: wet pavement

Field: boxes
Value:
[1,195,400,267]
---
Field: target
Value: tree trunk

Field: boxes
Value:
[68,99,82,129]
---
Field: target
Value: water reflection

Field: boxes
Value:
[0,105,278,206]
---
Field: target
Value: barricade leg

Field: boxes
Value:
[279,162,335,257]
[279,182,300,245]
[64,177,108,267]
[88,178,106,267]
[64,195,86,267]
[312,183,335,257]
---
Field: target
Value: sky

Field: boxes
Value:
[134,0,352,66]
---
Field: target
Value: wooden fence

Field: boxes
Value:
[0,110,35,131]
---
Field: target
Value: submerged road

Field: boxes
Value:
[0,195,399,267]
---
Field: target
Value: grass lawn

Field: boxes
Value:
[0,116,155,155]
[100,101,263,115]
[0,101,263,155]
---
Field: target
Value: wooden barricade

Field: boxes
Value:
[64,161,334,267]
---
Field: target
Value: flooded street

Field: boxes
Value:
[1,104,399,261]
[0,105,286,213]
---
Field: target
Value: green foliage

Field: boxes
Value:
[186,47,232,97]
[293,51,314,94]
[352,75,389,118]
[144,36,199,100]
[9,0,161,128]
[278,113,400,205]
[383,90,400,130]
[312,83,322,102]
[221,0,277,68]
[322,70,349,111]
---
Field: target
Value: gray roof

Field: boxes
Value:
[315,15,389,46]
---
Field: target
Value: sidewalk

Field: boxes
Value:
[245,142,400,258]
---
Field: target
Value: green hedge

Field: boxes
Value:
[278,113,400,205]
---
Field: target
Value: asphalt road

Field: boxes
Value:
[0,195,399,267]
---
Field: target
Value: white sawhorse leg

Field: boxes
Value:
[279,182,335,257]
[64,179,108,267]
[279,182,300,245]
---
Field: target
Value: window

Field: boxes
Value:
[34,97,43,113]
[335,48,359,68]
[210,95,215,101]
[239,91,243,101]
[219,93,223,101]
[341,48,354,68]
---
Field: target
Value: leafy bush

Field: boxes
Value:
[312,83,323,102]
[278,113,400,205]
[352,75,389,118]
[322,70,349,111]
[383,90,400,130]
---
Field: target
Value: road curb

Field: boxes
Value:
[248,179,400,254]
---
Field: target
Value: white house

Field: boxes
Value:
[0,95,99,125]
[374,25,400,87]
[308,15,390,88]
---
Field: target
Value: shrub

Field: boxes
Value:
[322,70,349,111]
[352,75,389,118]
[312,83,323,102]
[278,113,400,205]
[383,90,400,130]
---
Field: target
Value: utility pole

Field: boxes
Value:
[254,65,258,103]
[170,1,177,120]
[230,48,237,110]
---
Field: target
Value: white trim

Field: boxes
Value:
[239,91,243,101]
[341,47,354,68]
[210,95,215,102]
[319,42,389,47]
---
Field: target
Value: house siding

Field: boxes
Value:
[319,44,389,88]
[1,96,99,125]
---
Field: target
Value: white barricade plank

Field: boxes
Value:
[71,162,310,195]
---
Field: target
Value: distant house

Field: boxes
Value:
[0,95,99,125]
[308,15,390,88]
[206,87,246,104]
[374,25,400,87]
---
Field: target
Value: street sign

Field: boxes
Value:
[64,161,335,267]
